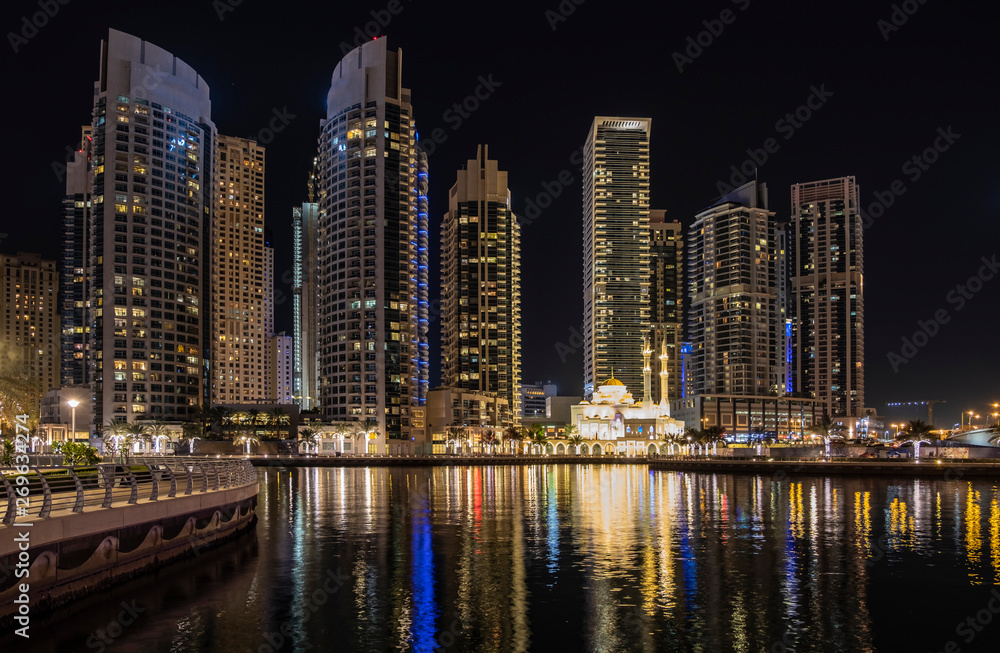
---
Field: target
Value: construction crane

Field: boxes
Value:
[886,400,946,426]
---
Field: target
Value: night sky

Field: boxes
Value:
[2,0,997,427]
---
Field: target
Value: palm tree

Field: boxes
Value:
[234,434,260,456]
[246,409,262,429]
[529,424,549,454]
[215,407,234,439]
[562,424,579,441]
[481,429,496,454]
[123,421,150,462]
[896,420,936,459]
[702,425,727,456]
[147,421,171,454]
[568,434,585,455]
[299,427,319,454]
[357,418,379,455]
[103,418,130,463]
[807,413,841,456]
[180,423,202,454]
[685,427,703,455]
[268,407,289,425]
[663,431,684,456]
[504,426,522,454]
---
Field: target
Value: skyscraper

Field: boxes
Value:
[688,181,785,396]
[648,210,683,404]
[88,29,215,424]
[315,37,428,453]
[790,176,864,417]
[0,253,59,404]
[292,164,320,411]
[211,135,266,405]
[439,145,521,426]
[582,117,651,397]
[61,126,92,387]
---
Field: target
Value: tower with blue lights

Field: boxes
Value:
[315,37,427,453]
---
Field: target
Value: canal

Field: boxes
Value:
[6,464,1000,652]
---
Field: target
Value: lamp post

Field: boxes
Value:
[67,399,80,445]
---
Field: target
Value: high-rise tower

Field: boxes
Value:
[440,145,521,426]
[88,29,215,424]
[211,135,266,405]
[688,181,785,396]
[648,210,683,405]
[315,38,428,453]
[582,117,651,397]
[61,126,92,387]
[292,162,320,411]
[790,176,864,417]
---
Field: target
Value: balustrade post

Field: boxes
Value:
[1,472,16,525]
[67,468,85,513]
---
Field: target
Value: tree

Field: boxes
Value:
[299,427,319,454]
[504,426,523,454]
[896,420,936,459]
[60,442,101,465]
[685,427,703,455]
[123,422,150,463]
[481,429,496,454]
[702,425,727,456]
[562,424,578,440]
[234,434,260,455]
[147,421,171,454]
[529,424,549,454]
[1,438,14,466]
[103,418,130,463]
[268,407,289,425]
[568,434,585,454]
[357,418,379,454]
[807,413,842,456]
[662,431,684,456]
[180,423,203,454]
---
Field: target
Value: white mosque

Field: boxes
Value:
[569,337,685,456]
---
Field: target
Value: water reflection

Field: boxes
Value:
[8,466,1000,652]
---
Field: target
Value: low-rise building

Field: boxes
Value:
[426,387,512,454]
[670,394,826,441]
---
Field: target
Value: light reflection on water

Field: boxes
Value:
[10,465,1000,653]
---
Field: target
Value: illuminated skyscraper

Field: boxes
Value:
[87,29,215,424]
[61,126,92,387]
[790,176,864,417]
[211,135,267,405]
[688,181,786,396]
[648,210,683,404]
[292,164,320,410]
[439,145,521,426]
[582,117,651,397]
[0,252,59,405]
[316,38,429,453]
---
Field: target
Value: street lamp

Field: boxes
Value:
[67,399,80,444]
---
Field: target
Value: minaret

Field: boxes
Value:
[658,337,670,416]
[642,335,653,405]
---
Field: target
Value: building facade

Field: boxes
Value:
[670,394,825,441]
[582,117,651,397]
[315,38,429,453]
[1,252,59,406]
[425,386,512,454]
[687,181,786,397]
[87,29,215,424]
[790,176,864,417]
[440,145,521,418]
[648,210,683,404]
[570,377,684,457]
[268,333,293,403]
[520,381,557,419]
[62,127,93,387]
[211,135,267,405]
[292,163,320,410]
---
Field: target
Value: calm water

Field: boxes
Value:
[8,465,1000,652]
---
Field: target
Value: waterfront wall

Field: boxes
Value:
[0,460,258,627]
